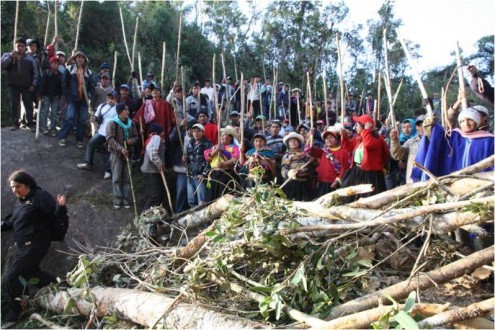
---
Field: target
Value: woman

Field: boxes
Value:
[2,170,66,324]
[238,133,276,188]
[204,126,241,200]
[307,125,352,197]
[281,132,314,201]
[340,114,390,197]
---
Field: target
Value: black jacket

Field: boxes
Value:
[1,52,39,87]
[37,69,63,97]
[186,137,212,177]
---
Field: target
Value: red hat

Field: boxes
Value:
[49,56,59,64]
[352,114,375,127]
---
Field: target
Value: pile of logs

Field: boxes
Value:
[35,156,494,329]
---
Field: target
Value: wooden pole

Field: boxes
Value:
[240,72,245,143]
[307,72,313,130]
[221,52,227,125]
[13,0,19,49]
[180,66,187,122]
[392,78,403,107]
[44,10,51,48]
[74,0,84,51]
[336,33,345,124]
[175,12,182,83]
[358,89,365,115]
[160,170,175,217]
[54,0,58,50]
[138,51,144,94]
[160,42,166,90]
[119,4,132,67]
[383,29,396,127]
[234,53,239,83]
[441,86,446,127]
[287,85,292,124]
[112,51,118,89]
[323,77,328,126]
[131,17,139,72]
[376,72,381,120]
[397,31,433,118]
[270,67,276,119]
[212,54,221,144]
[455,41,468,110]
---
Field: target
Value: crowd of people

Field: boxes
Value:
[2,36,494,213]
[1,34,495,327]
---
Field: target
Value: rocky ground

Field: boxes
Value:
[1,128,141,277]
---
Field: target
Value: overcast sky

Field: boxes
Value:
[342,0,494,72]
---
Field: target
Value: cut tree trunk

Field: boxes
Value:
[176,195,234,228]
[417,298,494,328]
[36,286,267,329]
[326,246,494,319]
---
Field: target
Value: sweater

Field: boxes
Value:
[341,129,390,171]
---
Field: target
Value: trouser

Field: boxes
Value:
[9,85,33,126]
[39,95,60,131]
[175,172,188,213]
[187,176,207,208]
[248,100,261,118]
[142,172,165,212]
[110,153,131,204]
[4,240,55,322]
[57,100,89,142]
[84,133,110,172]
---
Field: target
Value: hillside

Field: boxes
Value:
[1,128,137,277]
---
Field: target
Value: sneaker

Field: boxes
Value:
[103,172,112,180]
[50,129,58,137]
[123,203,131,209]
[113,203,121,209]
[58,139,66,147]
[76,142,84,149]
[77,163,92,170]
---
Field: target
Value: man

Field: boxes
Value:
[118,84,135,111]
[37,56,63,136]
[201,79,214,115]
[184,123,212,207]
[91,73,114,111]
[57,51,94,148]
[361,93,375,115]
[1,37,39,131]
[345,94,356,116]
[265,120,286,182]
[197,110,218,145]
[77,91,118,179]
[142,71,158,90]
[261,78,273,119]
[106,103,138,209]
[247,75,261,118]
[186,81,209,119]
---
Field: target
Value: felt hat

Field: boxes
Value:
[221,125,239,140]
[283,132,304,146]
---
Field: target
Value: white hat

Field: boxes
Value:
[191,123,205,132]
[472,105,489,116]
[458,108,481,126]
[283,132,304,146]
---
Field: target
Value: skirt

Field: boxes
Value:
[341,166,386,199]
[283,180,313,201]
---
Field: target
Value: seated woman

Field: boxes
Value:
[281,132,315,201]
[238,133,276,188]
[340,114,390,197]
[204,126,241,200]
[412,108,494,181]
[307,124,352,198]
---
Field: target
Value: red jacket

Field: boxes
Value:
[308,147,351,183]
[341,129,389,171]
[133,98,176,137]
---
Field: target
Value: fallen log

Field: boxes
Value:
[416,298,494,328]
[176,195,234,228]
[326,246,494,319]
[324,303,450,329]
[36,286,267,329]
[174,223,215,265]
[286,196,494,234]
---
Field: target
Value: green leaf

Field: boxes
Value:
[28,277,40,285]
[18,276,27,287]
[403,291,416,313]
[250,286,273,293]
[392,310,419,330]
[112,274,121,282]
[213,233,226,242]
[63,297,77,314]
[382,292,399,309]
[291,267,304,286]
[316,255,325,270]
[357,259,373,268]
[205,230,217,238]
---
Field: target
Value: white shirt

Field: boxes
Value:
[201,86,214,101]
[94,103,117,136]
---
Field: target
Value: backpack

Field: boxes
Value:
[51,205,69,241]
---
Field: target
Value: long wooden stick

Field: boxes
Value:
[240,72,245,143]
[234,53,238,83]
[112,51,117,89]
[307,72,313,130]
[74,0,84,51]
[138,52,144,93]
[455,41,467,110]
[119,4,132,67]
[180,66,187,122]
[377,72,381,120]
[323,77,328,126]
[336,33,345,124]
[131,17,139,72]
[383,29,396,127]
[212,54,221,144]
[44,10,51,48]
[160,42,166,89]
[175,12,182,82]
[160,170,175,217]
[124,142,139,220]
[397,31,433,117]
[13,0,19,49]
[220,52,227,125]
[54,0,58,50]
[392,78,403,107]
